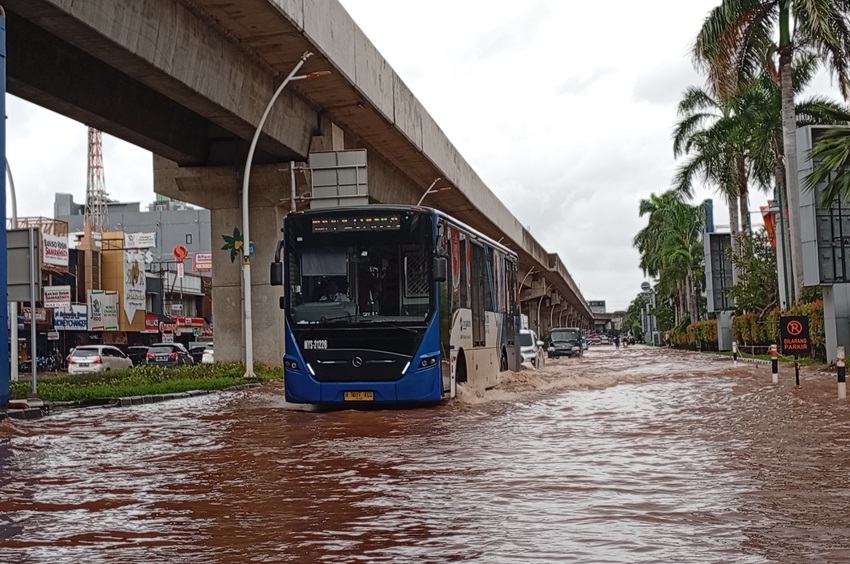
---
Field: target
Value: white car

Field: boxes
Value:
[519,329,545,368]
[201,344,214,364]
[68,345,133,374]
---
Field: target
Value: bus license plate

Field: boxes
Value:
[344,391,374,401]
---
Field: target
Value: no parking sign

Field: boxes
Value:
[780,316,810,357]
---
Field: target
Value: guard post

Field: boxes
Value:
[770,344,779,384]
[838,346,846,400]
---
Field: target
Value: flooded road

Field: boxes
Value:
[2,346,850,563]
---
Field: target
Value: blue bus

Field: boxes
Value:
[270,205,521,404]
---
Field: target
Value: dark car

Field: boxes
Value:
[547,327,584,358]
[145,343,194,368]
[187,342,211,365]
[124,346,149,366]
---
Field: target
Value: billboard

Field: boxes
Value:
[704,232,735,312]
[123,250,147,323]
[88,289,119,331]
[42,232,69,269]
[124,232,157,249]
[588,300,606,314]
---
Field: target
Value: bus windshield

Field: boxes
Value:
[285,210,433,326]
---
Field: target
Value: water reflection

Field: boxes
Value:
[1,347,849,562]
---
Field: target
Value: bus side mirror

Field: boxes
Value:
[433,257,447,282]
[270,262,283,286]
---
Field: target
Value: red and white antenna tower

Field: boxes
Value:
[84,127,109,232]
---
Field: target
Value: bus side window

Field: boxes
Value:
[459,238,469,309]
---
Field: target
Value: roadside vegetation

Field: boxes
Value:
[627,0,850,361]
[10,363,281,402]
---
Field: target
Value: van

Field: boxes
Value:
[547,327,584,358]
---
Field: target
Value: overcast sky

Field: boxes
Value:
[7,0,844,311]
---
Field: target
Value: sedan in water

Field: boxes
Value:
[145,343,194,367]
[547,327,584,358]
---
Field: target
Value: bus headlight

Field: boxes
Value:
[419,356,438,368]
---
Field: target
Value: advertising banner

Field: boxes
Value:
[88,289,119,331]
[42,233,69,268]
[124,232,157,249]
[43,285,72,309]
[54,305,88,331]
[123,250,147,323]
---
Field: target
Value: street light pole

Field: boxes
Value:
[536,283,552,337]
[240,51,328,378]
[0,7,8,406]
[6,158,18,383]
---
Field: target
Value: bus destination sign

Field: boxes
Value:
[780,315,810,357]
[312,215,401,233]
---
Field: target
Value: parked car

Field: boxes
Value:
[187,342,211,365]
[145,343,194,368]
[68,345,133,374]
[519,329,545,368]
[124,346,150,366]
[201,343,214,364]
[547,327,584,358]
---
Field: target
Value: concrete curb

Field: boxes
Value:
[2,382,264,421]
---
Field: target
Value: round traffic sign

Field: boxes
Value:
[173,245,188,260]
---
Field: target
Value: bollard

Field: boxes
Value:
[794,354,800,388]
[770,344,779,384]
[838,346,846,400]
[732,341,738,367]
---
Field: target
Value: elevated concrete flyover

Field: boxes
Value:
[8,0,593,364]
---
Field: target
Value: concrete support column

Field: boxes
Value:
[210,205,285,366]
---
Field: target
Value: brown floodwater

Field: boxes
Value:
[2,346,850,563]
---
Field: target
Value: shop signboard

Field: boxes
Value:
[43,285,72,309]
[54,305,88,331]
[88,290,119,331]
[193,252,212,271]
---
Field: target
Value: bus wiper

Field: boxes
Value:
[358,319,421,335]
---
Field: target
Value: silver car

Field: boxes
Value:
[68,345,133,374]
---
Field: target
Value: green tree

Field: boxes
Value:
[694,0,850,305]
[633,192,704,325]
[727,228,778,313]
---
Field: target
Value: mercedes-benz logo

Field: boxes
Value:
[352,356,363,368]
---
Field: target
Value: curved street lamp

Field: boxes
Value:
[240,51,329,378]
[7,158,18,383]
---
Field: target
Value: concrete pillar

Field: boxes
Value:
[210,205,285,366]
[824,284,850,364]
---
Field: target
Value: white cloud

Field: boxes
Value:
[6,0,846,311]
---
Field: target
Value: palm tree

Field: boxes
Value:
[674,64,849,285]
[633,192,705,324]
[672,85,746,269]
[693,0,850,305]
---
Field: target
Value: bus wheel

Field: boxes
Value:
[456,351,468,384]
[499,349,508,372]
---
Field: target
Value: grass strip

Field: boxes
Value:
[10,362,281,402]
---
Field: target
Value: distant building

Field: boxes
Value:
[46,194,214,347]
[54,193,210,264]
[588,300,606,314]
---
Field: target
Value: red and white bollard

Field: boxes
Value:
[837,346,846,400]
[770,344,779,384]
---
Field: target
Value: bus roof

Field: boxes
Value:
[289,205,516,258]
